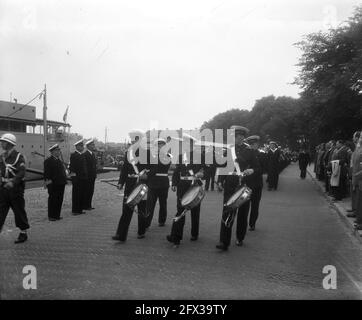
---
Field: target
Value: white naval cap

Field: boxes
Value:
[74,139,84,146]
[129,129,145,140]
[85,138,95,146]
[48,144,60,152]
[154,138,167,144]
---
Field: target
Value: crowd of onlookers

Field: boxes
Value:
[313,132,362,230]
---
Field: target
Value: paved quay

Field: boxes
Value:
[1,163,362,299]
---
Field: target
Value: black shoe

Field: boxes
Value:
[84,207,94,211]
[158,223,165,227]
[72,211,84,215]
[249,226,255,231]
[57,217,63,220]
[190,236,198,241]
[236,240,243,246]
[137,234,145,239]
[14,232,27,244]
[48,218,57,221]
[112,235,121,241]
[355,224,362,230]
[347,213,356,218]
[216,243,228,251]
[347,208,354,212]
[166,235,174,243]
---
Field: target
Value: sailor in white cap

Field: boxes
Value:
[44,144,67,221]
[69,139,88,215]
[145,137,172,229]
[244,135,265,231]
[266,140,281,191]
[112,130,149,242]
[216,125,259,251]
[84,139,97,210]
[0,133,30,243]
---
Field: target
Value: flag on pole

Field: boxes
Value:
[63,106,69,123]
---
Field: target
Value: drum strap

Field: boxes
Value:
[231,146,242,176]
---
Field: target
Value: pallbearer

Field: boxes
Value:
[145,138,172,228]
[112,130,148,242]
[84,139,97,210]
[44,144,67,221]
[0,133,29,243]
[69,139,88,215]
[216,126,259,251]
[244,135,265,231]
[167,135,204,246]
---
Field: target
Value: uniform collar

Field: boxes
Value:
[75,150,82,155]
[87,149,93,155]
[3,147,15,158]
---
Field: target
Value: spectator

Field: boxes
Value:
[298,148,311,179]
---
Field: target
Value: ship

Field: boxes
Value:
[0,90,74,181]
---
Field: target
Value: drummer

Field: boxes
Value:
[216,125,260,251]
[167,134,205,246]
[145,138,172,228]
[112,130,149,242]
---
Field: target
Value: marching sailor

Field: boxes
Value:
[112,130,148,242]
[167,135,205,246]
[44,144,68,221]
[244,135,265,231]
[69,139,88,215]
[0,133,30,243]
[216,126,260,251]
[84,139,97,210]
[145,138,172,228]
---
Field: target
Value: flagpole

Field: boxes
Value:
[43,84,47,157]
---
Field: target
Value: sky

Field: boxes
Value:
[0,0,360,142]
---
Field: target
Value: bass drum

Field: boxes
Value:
[224,185,252,210]
[181,185,206,209]
[126,184,148,208]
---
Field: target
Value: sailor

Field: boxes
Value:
[166,135,205,246]
[69,139,88,215]
[84,139,97,210]
[216,126,260,251]
[0,133,30,243]
[44,144,68,221]
[112,130,148,242]
[244,135,265,231]
[266,141,281,191]
[145,138,172,228]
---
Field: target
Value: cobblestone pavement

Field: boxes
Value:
[1,164,362,299]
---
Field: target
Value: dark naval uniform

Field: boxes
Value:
[218,143,260,249]
[114,148,148,241]
[69,150,88,214]
[266,148,281,190]
[0,148,29,232]
[245,149,265,230]
[44,155,67,219]
[84,149,97,209]
[167,151,205,245]
[145,151,171,228]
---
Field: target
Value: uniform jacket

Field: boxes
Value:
[267,148,281,173]
[0,148,26,189]
[147,151,171,189]
[69,151,88,180]
[84,149,97,180]
[44,156,67,185]
[118,148,149,195]
[218,143,260,193]
[298,152,311,168]
[172,151,205,197]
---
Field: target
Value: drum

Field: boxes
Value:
[126,184,148,208]
[224,185,252,210]
[180,185,205,209]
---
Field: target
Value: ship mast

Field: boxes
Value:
[43,84,47,157]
